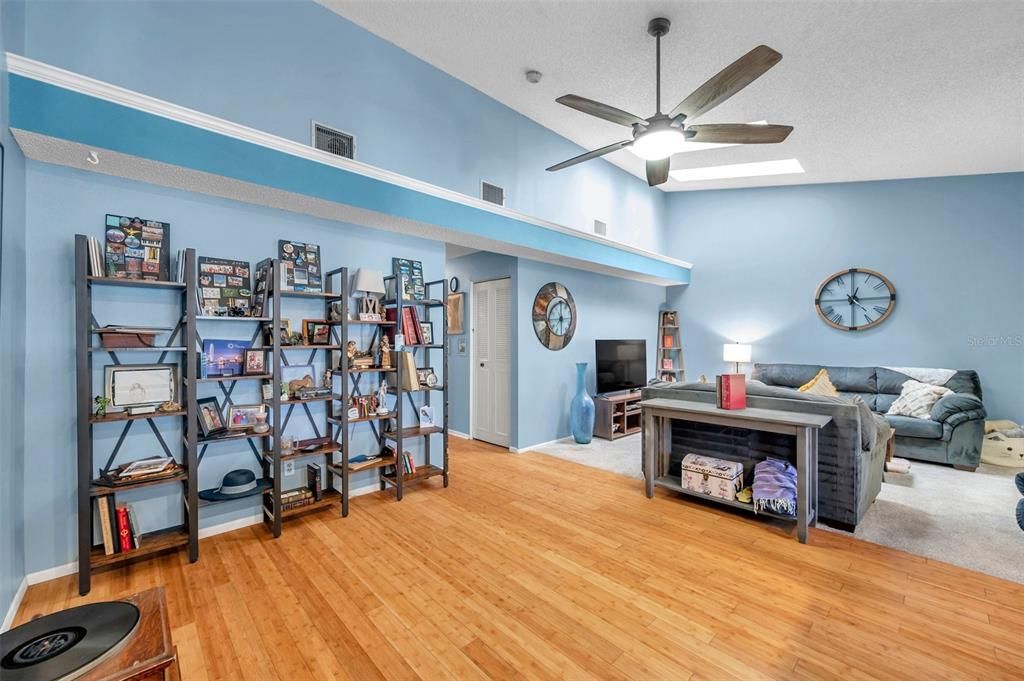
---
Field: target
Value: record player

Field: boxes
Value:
[1,587,178,681]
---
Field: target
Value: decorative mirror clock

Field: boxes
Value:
[815,268,896,331]
[532,282,577,350]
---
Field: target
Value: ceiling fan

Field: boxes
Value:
[546,17,793,187]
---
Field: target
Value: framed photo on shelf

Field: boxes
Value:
[197,256,251,317]
[282,364,316,397]
[261,383,274,400]
[302,319,330,345]
[416,367,438,387]
[243,349,266,375]
[226,403,268,430]
[196,396,226,437]
[419,321,434,345]
[203,339,251,377]
[103,364,177,410]
[264,320,291,346]
[278,240,322,292]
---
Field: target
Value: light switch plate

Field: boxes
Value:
[283,461,295,476]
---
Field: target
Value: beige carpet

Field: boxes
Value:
[534,436,1023,583]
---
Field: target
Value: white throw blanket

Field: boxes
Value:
[884,367,956,386]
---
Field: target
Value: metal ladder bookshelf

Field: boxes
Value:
[74,234,198,595]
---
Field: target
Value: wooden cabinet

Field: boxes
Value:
[594,391,642,440]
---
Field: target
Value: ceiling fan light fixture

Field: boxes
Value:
[629,128,687,161]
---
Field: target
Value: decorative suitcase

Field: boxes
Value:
[681,453,744,501]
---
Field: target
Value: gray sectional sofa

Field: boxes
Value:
[752,364,987,471]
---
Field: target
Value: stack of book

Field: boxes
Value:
[96,498,143,555]
[399,450,416,476]
[279,488,314,511]
[716,374,747,410]
[350,354,375,369]
[385,305,427,345]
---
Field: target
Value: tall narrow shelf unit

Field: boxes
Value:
[74,235,198,595]
[658,310,684,383]
[326,266,402,514]
[380,263,449,499]
[262,260,343,535]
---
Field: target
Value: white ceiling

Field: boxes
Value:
[320,0,1023,192]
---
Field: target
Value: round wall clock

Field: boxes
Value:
[815,268,896,331]
[532,282,577,350]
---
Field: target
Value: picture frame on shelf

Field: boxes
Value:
[282,364,316,397]
[302,319,330,345]
[103,364,177,411]
[416,367,438,387]
[203,339,251,377]
[261,383,274,401]
[226,403,268,430]
[264,319,291,346]
[197,396,226,437]
[419,321,434,345]
[243,349,266,375]
[418,404,434,428]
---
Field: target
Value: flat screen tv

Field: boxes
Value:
[595,340,647,394]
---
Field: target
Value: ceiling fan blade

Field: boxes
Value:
[669,45,782,121]
[646,159,670,186]
[556,95,648,127]
[546,140,633,172]
[688,123,793,144]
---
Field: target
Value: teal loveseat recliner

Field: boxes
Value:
[752,364,987,471]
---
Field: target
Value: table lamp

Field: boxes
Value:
[352,268,386,320]
[723,343,752,374]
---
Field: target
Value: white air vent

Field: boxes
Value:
[481,181,505,206]
[312,122,354,159]
[593,219,608,237]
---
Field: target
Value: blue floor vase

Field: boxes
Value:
[570,362,595,444]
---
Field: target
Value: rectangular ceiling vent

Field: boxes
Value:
[312,122,354,159]
[481,181,505,207]
[593,219,608,237]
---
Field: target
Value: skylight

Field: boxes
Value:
[669,158,805,183]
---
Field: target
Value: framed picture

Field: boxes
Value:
[104,364,177,410]
[264,319,291,346]
[203,339,251,377]
[447,292,465,335]
[244,349,266,375]
[278,240,322,292]
[416,367,438,387]
[196,396,225,437]
[419,321,434,345]
[282,364,316,397]
[104,214,170,281]
[302,319,330,345]
[198,256,251,317]
[261,383,274,400]
[226,403,268,430]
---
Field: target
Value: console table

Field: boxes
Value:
[641,398,831,543]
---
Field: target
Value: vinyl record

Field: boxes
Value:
[0,601,139,681]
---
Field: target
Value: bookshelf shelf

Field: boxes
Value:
[275,489,341,518]
[90,471,188,497]
[196,373,272,383]
[90,525,190,568]
[86,276,186,290]
[381,463,444,486]
[266,442,342,463]
[383,425,444,441]
[199,485,272,508]
[76,235,198,595]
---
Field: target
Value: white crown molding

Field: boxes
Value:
[5,52,693,271]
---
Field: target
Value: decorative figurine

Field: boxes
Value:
[288,374,314,396]
[379,335,392,369]
[346,340,358,359]
[699,374,709,384]
[157,400,181,413]
[376,381,389,415]
[322,369,333,388]
[94,395,111,417]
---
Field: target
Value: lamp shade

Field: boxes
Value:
[352,268,385,295]
[722,343,752,364]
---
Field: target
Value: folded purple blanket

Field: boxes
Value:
[753,458,797,516]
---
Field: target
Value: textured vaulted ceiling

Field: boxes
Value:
[319,0,1023,191]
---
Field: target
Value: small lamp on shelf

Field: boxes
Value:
[723,342,752,374]
[352,268,386,321]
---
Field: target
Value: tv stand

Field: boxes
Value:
[594,391,642,440]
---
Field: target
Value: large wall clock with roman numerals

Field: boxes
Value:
[814,268,896,331]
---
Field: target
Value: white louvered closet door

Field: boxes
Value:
[472,277,512,447]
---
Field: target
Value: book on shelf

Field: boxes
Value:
[662,335,673,348]
[348,454,384,471]
[280,488,314,510]
[116,506,133,553]
[87,236,104,277]
[97,497,115,555]
[307,463,322,501]
[661,358,674,370]
[127,505,142,549]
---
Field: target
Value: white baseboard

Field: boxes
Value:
[510,436,573,454]
[2,577,28,632]
[17,481,387,600]
[449,430,470,440]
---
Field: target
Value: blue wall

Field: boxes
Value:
[516,259,665,448]
[666,173,1024,421]
[444,251,518,438]
[22,161,445,574]
[19,0,667,254]
[1,0,27,627]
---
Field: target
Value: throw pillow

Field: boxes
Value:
[886,380,952,420]
[798,368,839,397]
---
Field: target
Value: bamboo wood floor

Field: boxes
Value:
[14,438,1024,680]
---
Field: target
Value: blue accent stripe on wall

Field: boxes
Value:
[10,75,690,284]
